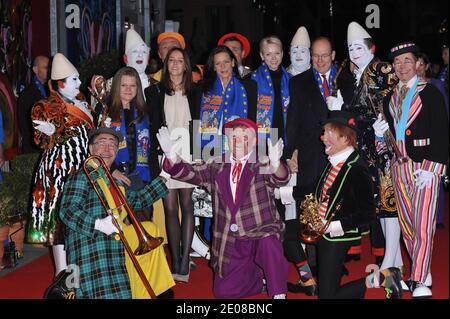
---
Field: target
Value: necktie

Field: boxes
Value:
[232,160,243,203]
[232,161,242,184]
[397,84,408,120]
[321,74,330,98]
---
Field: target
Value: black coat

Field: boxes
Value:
[286,68,329,202]
[384,82,449,166]
[144,83,200,178]
[17,81,47,153]
[316,151,375,241]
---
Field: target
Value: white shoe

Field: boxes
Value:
[400,280,409,292]
[273,293,287,299]
[189,251,202,257]
[412,283,432,299]
[424,273,432,287]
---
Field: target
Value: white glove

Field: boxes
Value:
[156,127,179,160]
[326,90,344,111]
[414,169,435,190]
[372,113,389,138]
[94,215,120,236]
[267,138,284,169]
[159,168,171,181]
[33,120,56,136]
[274,188,281,199]
[104,116,112,128]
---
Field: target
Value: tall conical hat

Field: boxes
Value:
[291,26,310,48]
[51,53,78,80]
[347,21,371,46]
[125,28,147,54]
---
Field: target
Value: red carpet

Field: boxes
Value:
[0,195,447,299]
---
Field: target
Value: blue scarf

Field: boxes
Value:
[252,63,291,139]
[199,75,249,152]
[33,75,47,99]
[312,64,337,101]
[395,78,419,141]
[110,110,151,182]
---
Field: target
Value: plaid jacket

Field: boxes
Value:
[59,170,168,299]
[165,157,290,277]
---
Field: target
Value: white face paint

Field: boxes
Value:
[59,73,81,100]
[127,44,150,75]
[348,39,374,70]
[290,45,311,73]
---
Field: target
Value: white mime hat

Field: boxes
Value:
[125,28,147,55]
[347,21,372,46]
[51,53,79,80]
[291,26,311,48]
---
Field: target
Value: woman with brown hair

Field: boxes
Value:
[95,66,152,188]
[145,47,198,282]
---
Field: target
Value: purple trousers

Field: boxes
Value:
[213,235,289,299]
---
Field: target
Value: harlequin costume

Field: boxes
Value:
[335,22,399,262]
[28,79,94,245]
[378,42,449,298]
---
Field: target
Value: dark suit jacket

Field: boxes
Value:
[316,151,375,241]
[286,68,329,202]
[17,81,47,153]
[384,82,449,169]
[144,83,200,178]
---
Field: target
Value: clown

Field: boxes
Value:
[329,21,402,277]
[287,26,311,76]
[29,53,94,298]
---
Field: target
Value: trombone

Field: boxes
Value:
[83,155,164,299]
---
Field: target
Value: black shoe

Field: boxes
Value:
[43,270,76,299]
[287,281,318,296]
[156,288,174,299]
[383,267,403,299]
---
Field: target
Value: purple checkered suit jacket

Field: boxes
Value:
[164,155,290,277]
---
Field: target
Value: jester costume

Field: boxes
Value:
[28,87,94,245]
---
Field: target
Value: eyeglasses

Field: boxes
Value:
[93,141,119,150]
[311,53,332,60]
[393,60,415,67]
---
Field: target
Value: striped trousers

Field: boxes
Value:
[391,160,441,282]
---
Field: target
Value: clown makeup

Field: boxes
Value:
[348,39,374,70]
[127,44,150,75]
[227,127,256,160]
[290,45,311,73]
[321,124,349,157]
[59,73,81,100]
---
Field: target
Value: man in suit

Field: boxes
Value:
[315,110,402,299]
[283,36,337,294]
[158,118,290,299]
[17,55,49,153]
[373,42,449,298]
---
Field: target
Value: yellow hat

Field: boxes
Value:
[51,53,79,80]
[157,32,186,49]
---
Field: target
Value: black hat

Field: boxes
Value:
[322,111,359,133]
[388,42,420,61]
[88,127,124,144]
